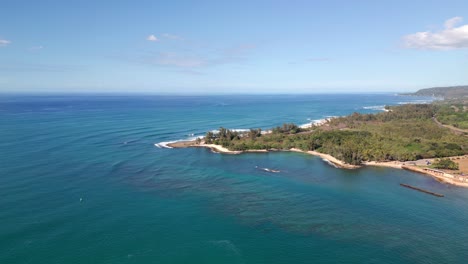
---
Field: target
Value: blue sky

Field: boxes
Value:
[1,0,468,94]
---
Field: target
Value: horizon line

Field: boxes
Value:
[0,91,412,97]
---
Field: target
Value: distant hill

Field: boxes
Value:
[402,86,468,99]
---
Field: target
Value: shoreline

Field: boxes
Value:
[289,148,360,169]
[167,140,468,188]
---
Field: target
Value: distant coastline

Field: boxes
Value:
[400,85,468,99]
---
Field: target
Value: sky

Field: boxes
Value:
[1,0,468,94]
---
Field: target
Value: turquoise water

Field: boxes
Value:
[1,94,468,263]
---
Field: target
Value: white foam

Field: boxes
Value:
[210,128,250,134]
[263,168,280,173]
[322,158,339,168]
[300,122,314,129]
[154,141,175,149]
[397,99,432,105]
[363,105,387,111]
[155,128,258,149]
[208,240,241,256]
[155,135,204,149]
[300,118,333,128]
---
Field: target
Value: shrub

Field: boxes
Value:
[432,158,459,170]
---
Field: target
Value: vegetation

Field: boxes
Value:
[271,123,302,134]
[432,158,459,170]
[434,103,468,129]
[401,86,468,99]
[204,104,467,166]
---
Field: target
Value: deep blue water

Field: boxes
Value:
[1,94,468,264]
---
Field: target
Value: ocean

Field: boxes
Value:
[1,94,468,264]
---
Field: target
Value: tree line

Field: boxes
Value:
[203,104,467,165]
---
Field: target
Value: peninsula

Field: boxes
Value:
[169,87,468,187]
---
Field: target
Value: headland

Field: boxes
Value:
[165,86,468,187]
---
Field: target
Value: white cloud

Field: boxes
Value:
[147,34,158,42]
[0,39,11,47]
[403,17,468,50]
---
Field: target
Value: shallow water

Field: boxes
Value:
[1,94,467,264]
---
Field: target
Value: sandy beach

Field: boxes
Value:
[362,161,404,169]
[290,148,360,169]
[401,164,468,187]
[195,144,242,154]
[365,158,468,187]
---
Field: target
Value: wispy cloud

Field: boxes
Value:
[403,16,468,50]
[211,44,256,65]
[147,34,158,42]
[150,52,206,68]
[0,39,11,47]
[289,57,331,64]
[306,57,331,62]
[29,46,44,51]
[136,44,256,72]
[444,17,463,29]
[162,33,183,40]
[223,44,256,56]
[0,63,83,72]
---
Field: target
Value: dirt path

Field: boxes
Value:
[432,116,467,135]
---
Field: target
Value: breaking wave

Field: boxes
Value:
[363,105,387,111]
